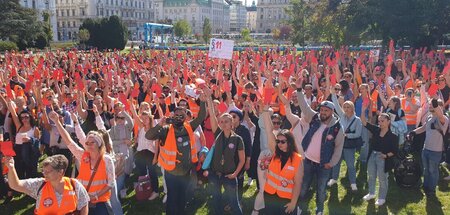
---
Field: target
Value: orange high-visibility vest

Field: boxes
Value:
[35,177,77,215]
[158,123,198,171]
[77,153,110,203]
[371,90,379,112]
[264,152,302,200]
[401,98,417,126]
[188,99,199,118]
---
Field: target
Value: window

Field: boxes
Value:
[72,9,75,16]
[67,9,70,16]
[81,8,85,16]
[61,10,65,16]
[73,21,76,27]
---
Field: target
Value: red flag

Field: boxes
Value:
[42,97,51,106]
[330,73,337,86]
[237,85,243,96]
[151,83,162,98]
[5,84,13,98]
[428,83,439,96]
[33,69,41,81]
[263,87,274,105]
[131,83,140,98]
[223,80,231,92]
[218,102,228,114]
[411,63,417,74]
[118,93,130,111]
[0,141,16,157]
[422,65,428,80]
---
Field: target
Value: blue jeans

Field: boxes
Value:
[110,182,124,215]
[331,148,357,184]
[116,173,126,192]
[165,172,191,215]
[359,127,370,163]
[88,201,111,215]
[299,159,331,214]
[208,172,243,215]
[421,149,442,193]
[367,151,388,199]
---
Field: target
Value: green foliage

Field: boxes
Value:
[0,0,50,49]
[78,29,90,44]
[35,32,49,49]
[80,15,128,50]
[42,11,53,42]
[173,20,192,38]
[0,41,18,51]
[241,28,252,42]
[202,18,212,44]
[287,0,450,47]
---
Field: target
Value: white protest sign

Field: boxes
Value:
[208,38,234,60]
[369,49,380,62]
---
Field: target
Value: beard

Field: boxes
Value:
[320,114,331,122]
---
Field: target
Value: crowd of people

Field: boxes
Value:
[0,44,449,215]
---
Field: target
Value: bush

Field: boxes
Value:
[35,32,49,49]
[0,41,18,51]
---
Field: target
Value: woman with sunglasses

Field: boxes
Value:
[328,87,362,191]
[49,111,115,215]
[6,154,89,215]
[5,97,40,179]
[261,104,303,215]
[361,103,399,206]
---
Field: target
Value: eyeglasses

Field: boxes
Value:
[115,116,125,120]
[276,139,287,144]
[272,121,281,125]
[174,114,184,119]
[20,115,30,119]
[335,88,341,91]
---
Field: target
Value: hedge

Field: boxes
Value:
[0,41,18,52]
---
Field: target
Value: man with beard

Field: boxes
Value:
[295,78,344,215]
[145,93,207,215]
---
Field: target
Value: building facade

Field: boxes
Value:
[20,0,58,41]
[55,0,154,41]
[162,0,230,35]
[229,1,247,32]
[246,1,256,32]
[256,0,291,33]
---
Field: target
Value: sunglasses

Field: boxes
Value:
[335,88,341,91]
[276,139,287,144]
[272,121,281,125]
[20,115,30,119]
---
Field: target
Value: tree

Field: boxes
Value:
[202,18,212,44]
[78,28,90,48]
[173,20,192,39]
[241,28,252,42]
[279,25,292,40]
[80,15,128,50]
[272,28,281,40]
[42,11,53,42]
[285,0,311,45]
[0,0,49,49]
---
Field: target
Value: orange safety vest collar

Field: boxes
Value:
[401,98,417,126]
[264,153,302,200]
[35,177,77,215]
[159,122,198,171]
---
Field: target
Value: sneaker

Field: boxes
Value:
[363,194,376,201]
[120,189,127,199]
[375,199,386,206]
[351,184,358,191]
[247,177,254,186]
[444,175,450,181]
[148,192,159,201]
[162,194,167,203]
[327,179,337,187]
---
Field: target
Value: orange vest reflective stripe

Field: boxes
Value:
[401,98,417,126]
[188,99,199,118]
[35,177,77,215]
[371,91,379,112]
[77,153,111,203]
[158,123,198,171]
[264,153,302,200]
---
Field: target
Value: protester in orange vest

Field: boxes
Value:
[48,111,115,215]
[260,104,303,215]
[145,91,207,215]
[5,154,89,215]
[401,88,420,131]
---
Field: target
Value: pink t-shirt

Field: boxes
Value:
[305,124,327,163]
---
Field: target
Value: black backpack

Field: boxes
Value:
[394,140,421,188]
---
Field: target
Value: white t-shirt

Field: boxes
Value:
[305,124,327,163]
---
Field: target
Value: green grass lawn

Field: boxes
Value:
[1,157,449,215]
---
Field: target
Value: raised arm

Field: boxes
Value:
[48,111,84,155]
[295,78,316,123]
[330,90,345,118]
[262,105,276,154]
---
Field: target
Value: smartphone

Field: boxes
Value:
[88,100,94,109]
[166,118,175,124]
[432,98,438,108]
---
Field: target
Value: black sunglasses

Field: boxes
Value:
[272,121,281,125]
[276,139,287,144]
